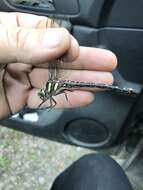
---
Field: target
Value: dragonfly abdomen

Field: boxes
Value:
[46,80,138,97]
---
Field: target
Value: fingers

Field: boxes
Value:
[29,46,117,89]
[0,26,79,65]
[29,68,113,89]
[27,89,95,109]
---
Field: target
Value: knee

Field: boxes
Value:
[73,153,120,173]
[76,153,112,166]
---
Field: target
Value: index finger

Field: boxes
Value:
[38,47,118,72]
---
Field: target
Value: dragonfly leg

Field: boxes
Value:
[64,91,69,101]
[63,90,73,106]
[56,89,72,105]
[38,96,57,110]
[38,100,47,108]
[55,89,69,102]
[51,97,57,108]
[47,97,57,111]
[38,97,50,109]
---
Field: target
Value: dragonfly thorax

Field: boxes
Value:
[46,80,60,93]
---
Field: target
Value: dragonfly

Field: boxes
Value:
[37,18,140,110]
[37,60,139,110]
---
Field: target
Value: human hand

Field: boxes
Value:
[0,12,117,119]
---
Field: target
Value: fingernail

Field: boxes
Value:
[42,29,63,48]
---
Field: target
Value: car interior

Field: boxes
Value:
[0,0,143,189]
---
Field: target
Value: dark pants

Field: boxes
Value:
[51,154,133,190]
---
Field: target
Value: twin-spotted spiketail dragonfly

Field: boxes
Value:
[37,17,139,109]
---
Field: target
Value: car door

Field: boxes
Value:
[0,0,143,150]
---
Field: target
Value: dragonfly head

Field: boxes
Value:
[38,89,46,101]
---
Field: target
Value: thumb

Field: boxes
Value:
[0,26,73,65]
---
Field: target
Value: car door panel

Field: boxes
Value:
[0,0,142,149]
